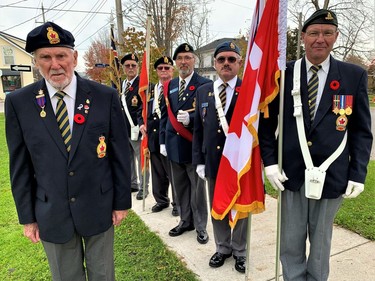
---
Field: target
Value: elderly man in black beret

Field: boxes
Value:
[120,53,150,200]
[5,22,131,280]
[193,40,247,273]
[259,9,372,280]
[159,43,211,244]
[137,56,178,215]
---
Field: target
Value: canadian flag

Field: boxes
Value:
[212,0,287,227]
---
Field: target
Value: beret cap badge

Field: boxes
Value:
[46,27,60,45]
[325,12,334,20]
[230,42,235,49]
[185,44,190,51]
[164,56,169,63]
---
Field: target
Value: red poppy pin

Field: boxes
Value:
[129,87,134,91]
[74,113,85,124]
[235,86,241,93]
[189,85,195,91]
[330,80,340,90]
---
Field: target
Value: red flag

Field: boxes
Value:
[212,0,287,227]
[109,25,121,94]
[139,51,149,172]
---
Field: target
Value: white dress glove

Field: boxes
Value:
[342,180,364,199]
[196,164,206,180]
[160,144,167,157]
[264,164,288,191]
[177,110,190,126]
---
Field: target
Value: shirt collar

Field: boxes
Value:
[214,76,238,90]
[46,74,77,99]
[305,56,330,74]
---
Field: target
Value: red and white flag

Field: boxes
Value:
[212,0,287,227]
[139,51,150,173]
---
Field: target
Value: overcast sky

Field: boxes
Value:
[1,0,255,70]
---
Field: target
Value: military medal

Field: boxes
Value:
[97,135,107,158]
[36,90,47,118]
[332,95,352,131]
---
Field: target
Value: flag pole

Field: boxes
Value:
[275,69,285,281]
[245,213,252,281]
[142,7,152,211]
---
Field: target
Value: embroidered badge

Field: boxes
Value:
[46,27,60,44]
[97,136,107,158]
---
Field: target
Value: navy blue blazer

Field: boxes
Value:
[193,78,242,178]
[259,56,372,198]
[5,74,132,243]
[160,72,211,164]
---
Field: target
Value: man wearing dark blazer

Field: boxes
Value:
[139,56,178,214]
[193,41,247,273]
[5,22,131,280]
[160,43,211,244]
[259,10,372,281]
[120,53,150,200]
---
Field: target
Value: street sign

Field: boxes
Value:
[95,63,109,68]
[10,65,32,72]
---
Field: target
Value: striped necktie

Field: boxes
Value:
[158,85,164,104]
[55,91,72,152]
[124,81,131,96]
[308,65,321,121]
[219,83,228,109]
[178,79,186,101]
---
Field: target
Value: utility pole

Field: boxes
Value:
[115,0,124,46]
[297,12,302,59]
[41,4,46,23]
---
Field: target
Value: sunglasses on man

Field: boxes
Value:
[216,56,237,64]
[157,66,171,71]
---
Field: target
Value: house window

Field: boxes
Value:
[2,75,21,93]
[2,46,15,65]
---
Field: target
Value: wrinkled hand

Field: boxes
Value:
[24,223,40,243]
[342,180,364,199]
[160,144,167,157]
[196,164,206,180]
[140,124,147,137]
[177,110,190,126]
[264,164,288,191]
[112,210,129,226]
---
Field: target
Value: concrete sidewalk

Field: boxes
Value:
[131,192,375,281]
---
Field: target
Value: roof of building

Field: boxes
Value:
[0,31,31,57]
[196,37,244,53]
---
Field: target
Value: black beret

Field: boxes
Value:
[154,56,173,69]
[214,41,241,58]
[302,9,338,32]
[120,53,139,65]
[25,22,75,53]
[172,43,195,60]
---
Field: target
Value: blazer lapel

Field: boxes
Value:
[68,79,92,162]
[33,81,69,158]
[178,73,197,110]
[226,78,241,122]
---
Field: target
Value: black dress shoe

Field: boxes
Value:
[131,187,138,193]
[171,205,179,217]
[136,190,148,200]
[209,252,232,268]
[234,256,246,273]
[168,224,195,237]
[196,230,209,244]
[151,203,169,212]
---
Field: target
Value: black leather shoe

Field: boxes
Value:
[234,256,246,273]
[131,187,138,193]
[136,190,148,200]
[151,203,169,212]
[209,252,232,268]
[196,230,209,244]
[171,205,179,216]
[168,224,194,237]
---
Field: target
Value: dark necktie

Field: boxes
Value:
[308,65,321,121]
[158,85,164,104]
[178,79,186,101]
[219,83,228,109]
[55,91,72,152]
[124,81,131,96]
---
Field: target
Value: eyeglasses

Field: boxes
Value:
[157,66,171,71]
[124,63,137,68]
[176,56,194,61]
[305,30,336,38]
[216,56,237,64]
